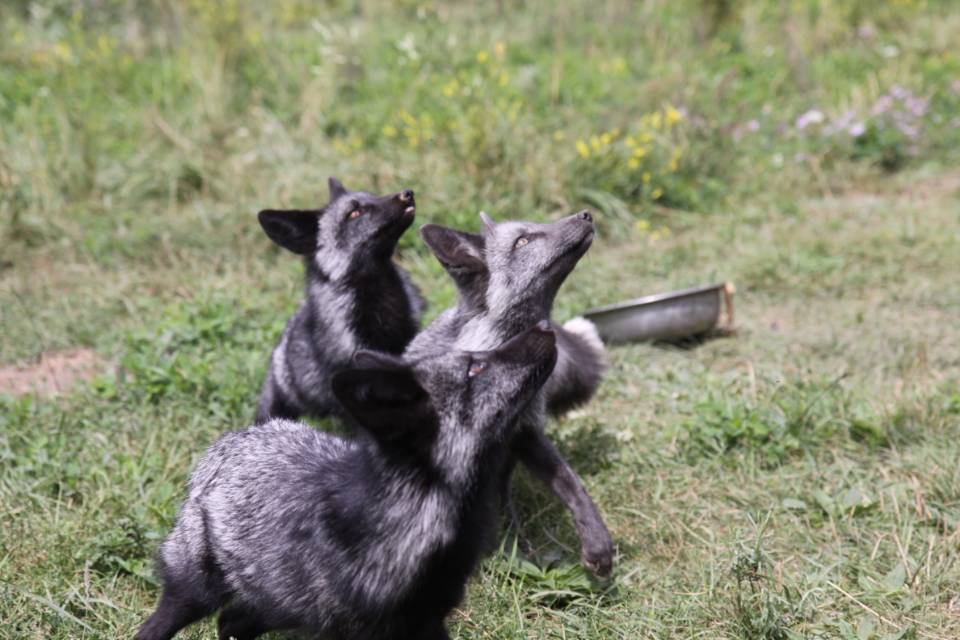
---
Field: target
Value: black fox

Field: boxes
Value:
[417,221,604,417]
[255,177,425,423]
[135,325,557,640]
[408,210,613,575]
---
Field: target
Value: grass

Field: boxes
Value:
[2,0,960,638]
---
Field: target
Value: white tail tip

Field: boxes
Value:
[562,316,605,359]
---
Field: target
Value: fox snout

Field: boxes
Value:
[396,189,416,219]
[570,209,594,234]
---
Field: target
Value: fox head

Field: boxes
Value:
[332,323,557,483]
[420,210,594,319]
[258,177,416,279]
[480,209,594,317]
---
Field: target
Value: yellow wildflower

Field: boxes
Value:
[382,124,398,138]
[639,132,653,143]
[553,131,566,141]
[600,132,612,146]
[642,172,652,184]
[651,187,663,199]
[576,140,590,158]
[589,135,601,152]
[498,71,509,86]
[53,42,74,63]
[494,41,506,58]
[633,147,647,159]
[603,57,627,76]
[627,158,640,170]
[636,219,650,231]
[476,50,489,64]
[664,105,683,126]
[651,112,662,129]
[625,136,636,147]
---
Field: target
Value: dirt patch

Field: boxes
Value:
[0,348,106,398]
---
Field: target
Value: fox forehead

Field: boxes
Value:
[327,190,381,211]
[317,191,377,228]
[327,191,374,212]
[486,220,552,244]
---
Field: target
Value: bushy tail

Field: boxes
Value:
[561,317,606,365]
[545,317,607,417]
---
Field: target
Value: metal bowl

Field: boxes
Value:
[583,282,734,344]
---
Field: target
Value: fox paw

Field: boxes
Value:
[581,539,614,577]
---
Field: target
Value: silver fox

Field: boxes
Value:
[409,210,613,575]
[255,177,425,423]
[136,324,558,640]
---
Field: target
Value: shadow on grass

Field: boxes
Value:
[651,327,737,350]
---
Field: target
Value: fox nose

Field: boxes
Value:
[399,189,415,203]
[577,209,593,223]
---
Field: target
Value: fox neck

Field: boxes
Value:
[490,295,554,341]
[305,248,394,283]
[303,254,415,355]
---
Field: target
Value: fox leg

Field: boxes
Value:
[254,375,301,424]
[217,603,270,640]
[498,456,534,556]
[135,583,220,640]
[512,427,614,577]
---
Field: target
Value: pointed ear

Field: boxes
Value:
[420,225,485,272]
[258,209,319,254]
[328,177,347,200]
[351,349,407,370]
[479,210,497,233]
[333,363,434,439]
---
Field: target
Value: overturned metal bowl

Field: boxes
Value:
[583,282,735,344]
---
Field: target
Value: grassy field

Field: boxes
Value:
[2,1,960,638]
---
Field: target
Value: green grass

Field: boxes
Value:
[2,1,960,638]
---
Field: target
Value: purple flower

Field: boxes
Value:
[849,122,866,137]
[905,96,928,117]
[795,109,825,130]
[897,123,920,140]
[872,95,893,116]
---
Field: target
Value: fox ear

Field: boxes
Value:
[351,349,408,371]
[328,177,347,200]
[479,210,497,233]
[333,360,434,439]
[421,225,485,272]
[258,210,319,255]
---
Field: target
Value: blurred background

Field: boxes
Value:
[2,1,959,638]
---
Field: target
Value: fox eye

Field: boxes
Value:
[514,236,529,249]
[468,361,487,378]
[349,209,362,219]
